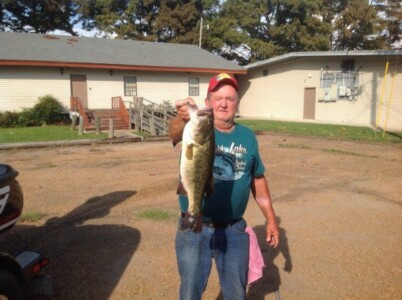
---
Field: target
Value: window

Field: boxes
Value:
[188,78,199,96]
[124,76,137,96]
[320,70,359,101]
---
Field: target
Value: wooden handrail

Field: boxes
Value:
[111,96,129,128]
[70,96,89,125]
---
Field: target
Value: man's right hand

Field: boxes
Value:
[175,97,196,122]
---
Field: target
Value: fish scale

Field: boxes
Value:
[174,103,215,232]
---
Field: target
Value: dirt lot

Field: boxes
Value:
[1,133,401,300]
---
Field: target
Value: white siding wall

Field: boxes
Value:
[87,70,211,109]
[238,56,402,131]
[0,67,71,111]
[0,66,213,112]
[238,60,317,120]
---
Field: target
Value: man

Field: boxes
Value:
[175,73,279,300]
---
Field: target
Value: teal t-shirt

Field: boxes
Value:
[179,123,265,222]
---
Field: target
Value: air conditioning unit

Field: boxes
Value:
[324,88,331,101]
[330,84,338,101]
[339,85,346,97]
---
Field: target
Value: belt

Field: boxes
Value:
[180,211,241,229]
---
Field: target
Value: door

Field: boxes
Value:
[303,88,316,120]
[70,75,88,109]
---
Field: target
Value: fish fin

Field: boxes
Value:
[176,181,187,195]
[185,144,194,160]
[169,116,185,146]
[205,175,214,197]
[174,141,182,152]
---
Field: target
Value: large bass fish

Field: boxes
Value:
[170,103,215,232]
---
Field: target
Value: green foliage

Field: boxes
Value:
[1,0,78,35]
[17,108,37,127]
[79,0,217,43]
[236,119,402,143]
[159,100,175,112]
[0,126,108,144]
[31,95,65,126]
[0,95,66,128]
[327,0,385,50]
[1,0,400,62]
[0,111,19,128]
[19,211,44,223]
[134,209,177,221]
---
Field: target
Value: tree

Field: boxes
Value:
[323,0,401,50]
[324,0,384,50]
[375,0,401,48]
[0,0,78,35]
[204,0,331,65]
[269,0,331,52]
[78,0,218,42]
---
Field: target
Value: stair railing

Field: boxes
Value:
[131,97,177,135]
[70,96,90,126]
[111,96,130,129]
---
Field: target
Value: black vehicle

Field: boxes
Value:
[0,164,51,299]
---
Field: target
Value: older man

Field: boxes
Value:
[175,73,279,300]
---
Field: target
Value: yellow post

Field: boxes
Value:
[382,61,398,137]
[375,61,389,130]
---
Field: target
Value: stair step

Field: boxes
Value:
[85,109,128,130]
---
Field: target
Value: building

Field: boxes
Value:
[237,50,401,131]
[0,31,246,113]
[1,32,401,132]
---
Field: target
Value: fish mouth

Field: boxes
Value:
[197,107,213,116]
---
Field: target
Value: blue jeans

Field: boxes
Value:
[175,218,249,300]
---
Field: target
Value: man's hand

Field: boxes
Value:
[266,221,279,248]
[175,97,196,122]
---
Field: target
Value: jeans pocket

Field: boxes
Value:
[228,219,248,235]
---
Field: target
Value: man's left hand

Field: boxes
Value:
[266,221,279,248]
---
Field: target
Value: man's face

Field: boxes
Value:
[205,84,238,123]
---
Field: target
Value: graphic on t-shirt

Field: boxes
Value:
[214,142,247,181]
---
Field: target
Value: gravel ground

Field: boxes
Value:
[1,133,401,299]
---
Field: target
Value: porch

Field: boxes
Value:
[69,96,176,135]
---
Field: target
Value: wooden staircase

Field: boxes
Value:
[85,109,129,131]
[70,96,130,131]
[70,96,177,134]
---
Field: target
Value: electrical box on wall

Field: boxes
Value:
[330,84,338,101]
[324,88,331,101]
[339,85,346,97]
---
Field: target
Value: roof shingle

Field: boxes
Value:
[0,32,245,73]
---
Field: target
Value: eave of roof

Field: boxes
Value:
[0,32,246,74]
[0,60,246,74]
[247,50,402,70]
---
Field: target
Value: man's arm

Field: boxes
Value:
[251,175,279,248]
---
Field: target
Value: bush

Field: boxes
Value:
[0,111,19,128]
[0,95,66,128]
[17,108,37,127]
[31,95,64,125]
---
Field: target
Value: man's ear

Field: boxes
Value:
[204,97,210,107]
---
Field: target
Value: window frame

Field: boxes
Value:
[188,78,200,96]
[124,76,137,96]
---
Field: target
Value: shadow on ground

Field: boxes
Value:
[2,190,140,299]
[247,217,292,299]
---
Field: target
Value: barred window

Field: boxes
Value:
[188,78,199,96]
[124,76,137,96]
[320,71,359,101]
